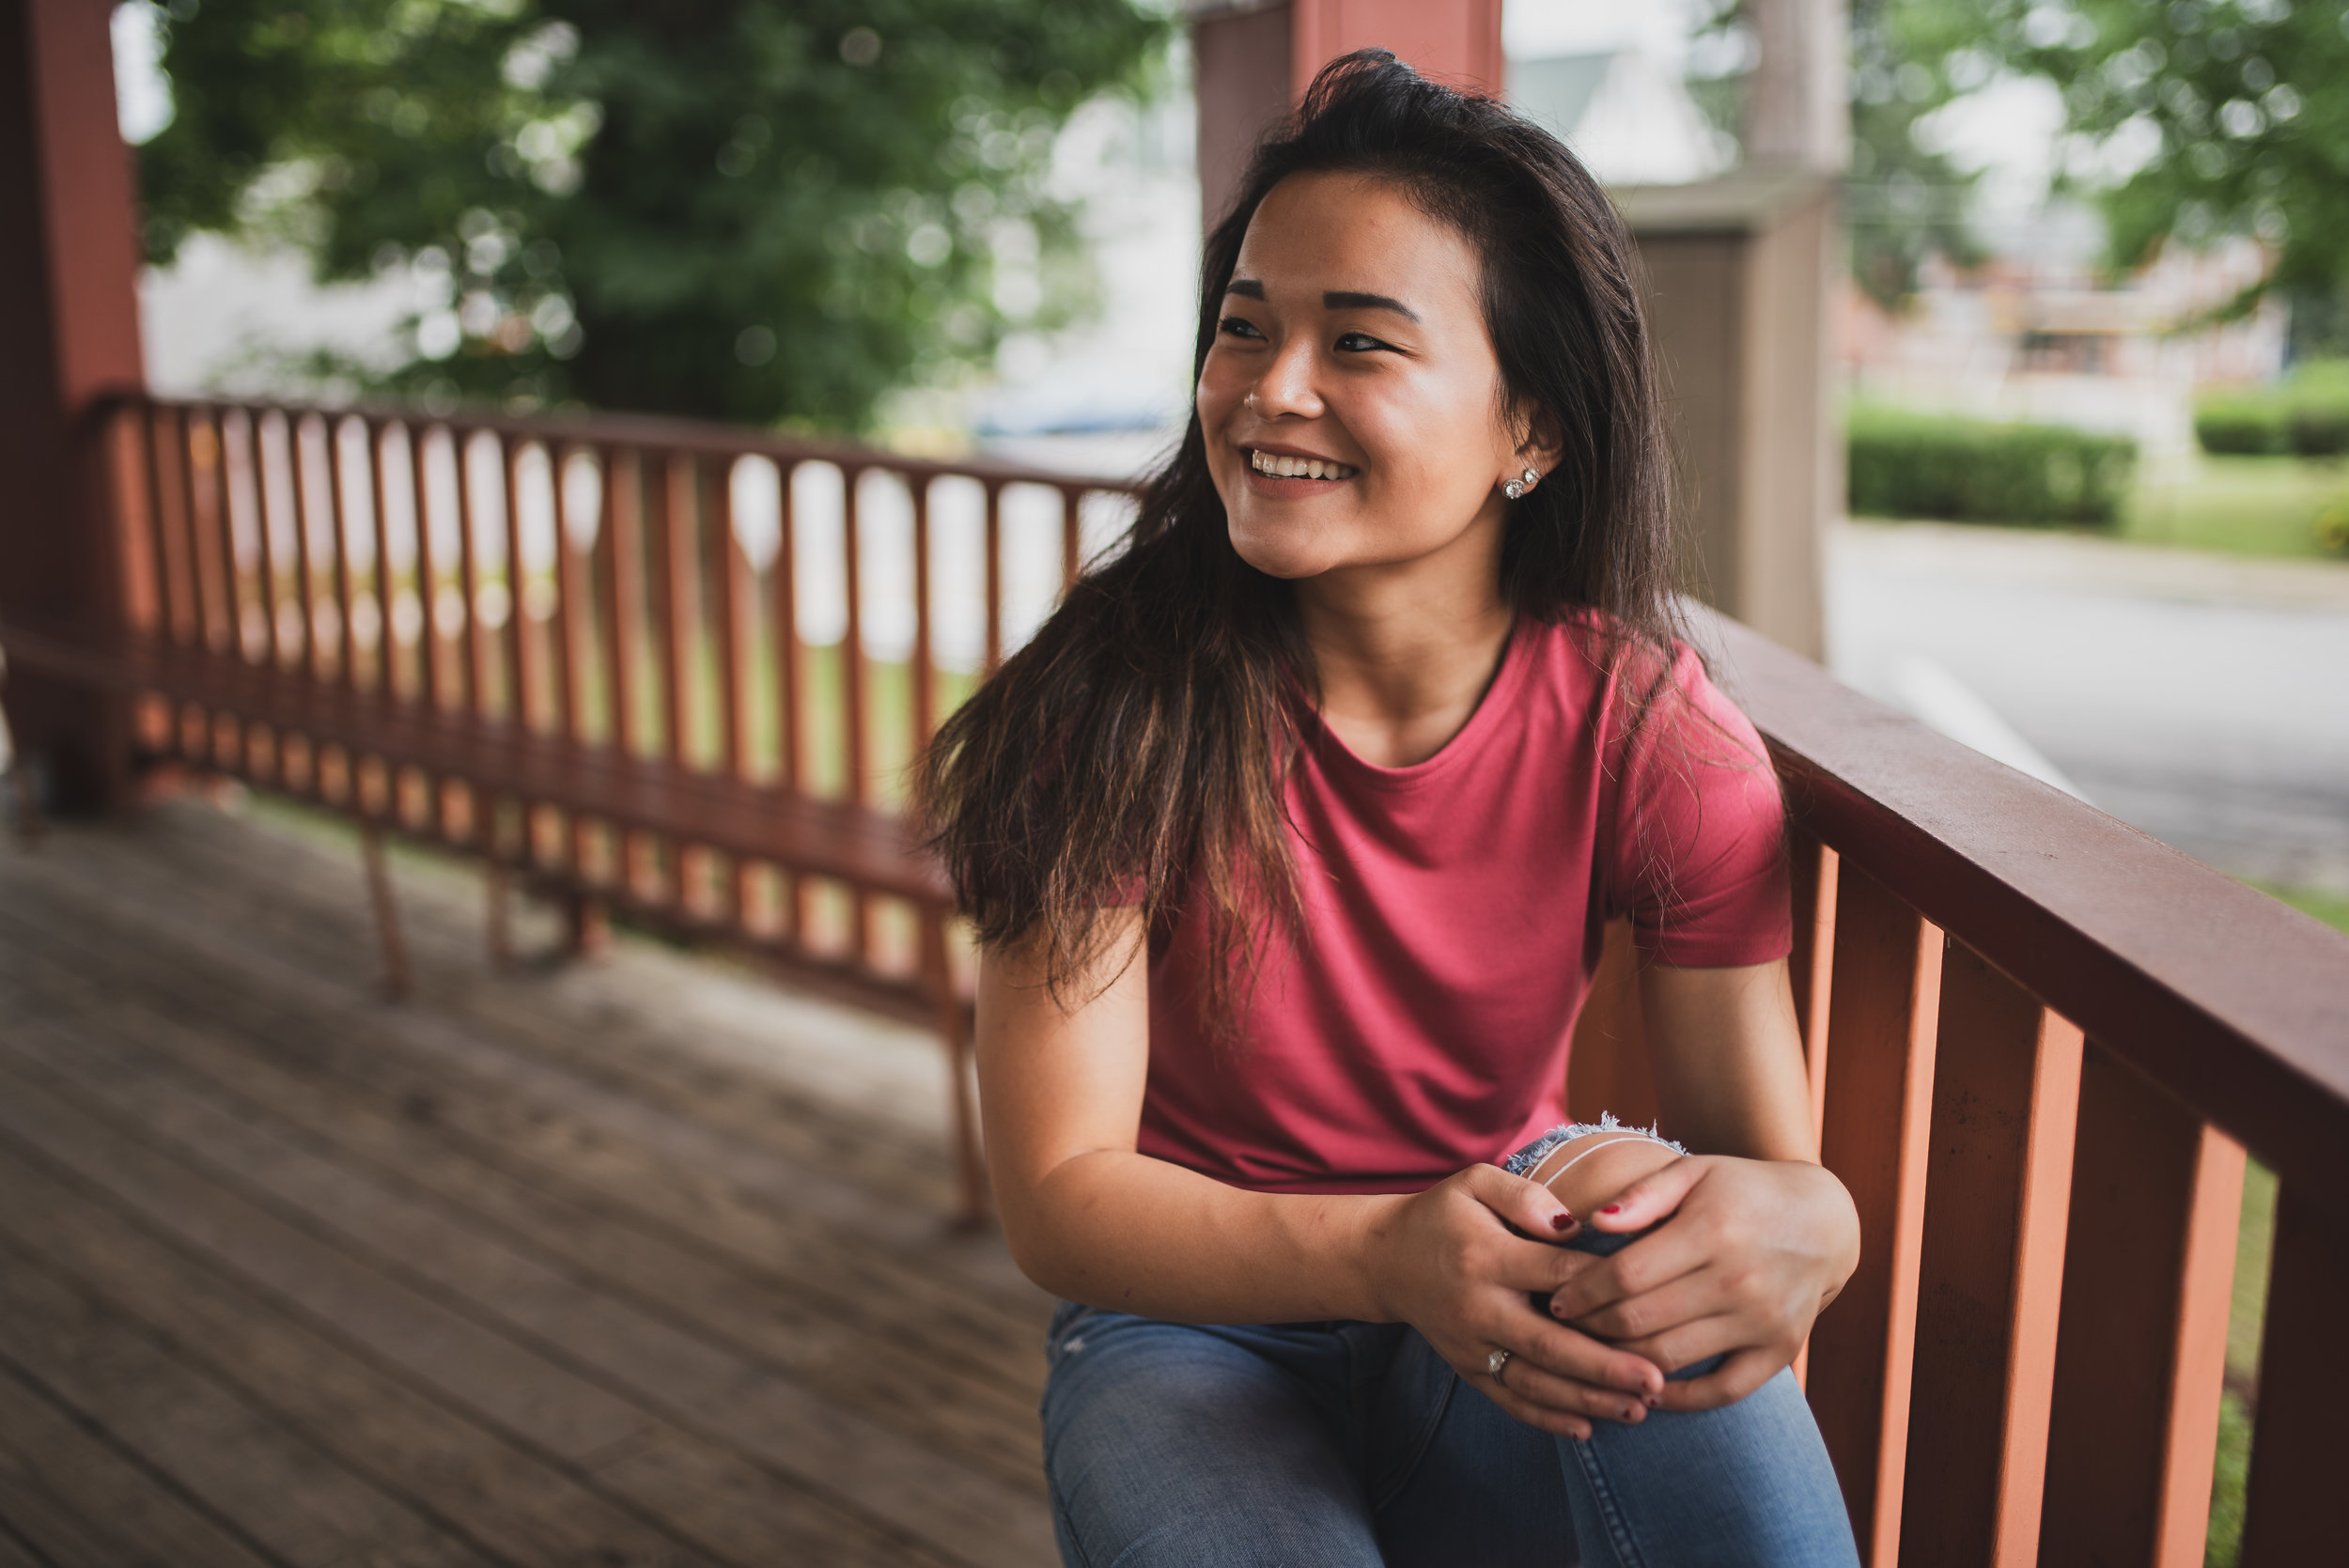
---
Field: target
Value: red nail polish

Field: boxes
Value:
[1549,1211,1576,1232]
[1643,1392,1660,1408]
[1598,1203,1622,1216]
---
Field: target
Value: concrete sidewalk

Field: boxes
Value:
[1828,520,2349,895]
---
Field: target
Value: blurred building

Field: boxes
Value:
[1507,47,1734,187]
[1843,215,2287,465]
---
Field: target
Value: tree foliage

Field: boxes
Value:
[1843,0,1987,305]
[1688,0,1985,307]
[137,0,1168,427]
[1965,0,2349,354]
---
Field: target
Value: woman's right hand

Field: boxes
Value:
[1361,1164,1668,1439]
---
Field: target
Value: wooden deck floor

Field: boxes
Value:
[0,793,1057,1567]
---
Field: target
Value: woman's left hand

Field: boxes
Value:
[1540,1155,1859,1411]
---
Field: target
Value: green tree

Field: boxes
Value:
[1687,0,1985,307]
[1843,0,1987,306]
[1965,0,2349,356]
[137,0,1168,427]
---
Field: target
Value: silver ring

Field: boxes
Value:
[1486,1347,1513,1386]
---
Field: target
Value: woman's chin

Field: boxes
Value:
[1228,534,1341,582]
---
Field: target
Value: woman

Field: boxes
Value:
[921,51,1863,1567]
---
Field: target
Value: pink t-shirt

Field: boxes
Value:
[1137,615,1791,1195]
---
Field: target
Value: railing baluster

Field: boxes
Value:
[601,447,649,899]
[189,406,235,657]
[454,429,489,723]
[554,444,595,919]
[707,459,746,778]
[656,451,697,909]
[326,415,360,694]
[1809,862,1941,1566]
[410,426,446,711]
[1786,827,1839,1153]
[146,405,194,646]
[843,465,869,957]
[501,435,532,728]
[286,414,322,686]
[774,460,804,939]
[910,475,937,754]
[2040,1045,2243,1567]
[2237,1183,2348,1563]
[221,410,264,664]
[982,479,1004,675]
[706,457,748,922]
[367,418,400,699]
[1059,484,1081,592]
[554,446,589,745]
[1900,943,2083,1566]
[656,452,693,771]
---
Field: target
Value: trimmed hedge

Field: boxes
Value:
[1847,406,2138,526]
[2195,362,2349,458]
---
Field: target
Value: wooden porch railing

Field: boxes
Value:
[6,392,2345,1565]
[1574,609,2349,1567]
[9,392,1138,1220]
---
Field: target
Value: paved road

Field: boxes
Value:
[1828,521,2349,894]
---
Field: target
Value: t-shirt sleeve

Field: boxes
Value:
[1607,644,1792,967]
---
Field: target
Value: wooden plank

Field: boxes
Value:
[0,1355,272,1568]
[1,1014,1055,1568]
[0,1234,492,1568]
[0,1048,660,1466]
[1,830,1004,1289]
[2239,1182,2349,1564]
[1899,943,2082,1567]
[28,988,1047,1492]
[0,831,1040,1346]
[1787,827,1838,1148]
[1808,860,1941,1566]
[0,876,1043,1368]
[2040,1043,2243,1567]
[0,1135,727,1568]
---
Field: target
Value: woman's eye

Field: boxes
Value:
[1334,332,1392,353]
[1218,316,1264,340]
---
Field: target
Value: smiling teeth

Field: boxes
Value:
[1251,450,1357,480]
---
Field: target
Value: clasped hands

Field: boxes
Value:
[1363,1137,1859,1441]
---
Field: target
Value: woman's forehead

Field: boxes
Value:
[1234,171,1480,312]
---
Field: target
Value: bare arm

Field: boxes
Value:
[979,909,1672,1436]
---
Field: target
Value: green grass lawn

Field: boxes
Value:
[2123,456,2349,559]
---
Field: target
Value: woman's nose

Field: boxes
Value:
[1248,336,1325,421]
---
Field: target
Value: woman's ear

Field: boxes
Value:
[1516,406,1566,480]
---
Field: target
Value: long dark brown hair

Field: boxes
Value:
[917,50,1685,1018]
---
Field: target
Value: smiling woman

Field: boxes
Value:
[918,50,1861,1567]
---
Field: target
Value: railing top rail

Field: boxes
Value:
[99,389,1155,498]
[1699,606,2349,1211]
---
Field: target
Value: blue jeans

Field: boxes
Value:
[1040,1229,1859,1566]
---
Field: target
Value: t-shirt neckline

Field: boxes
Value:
[1299,616,1533,791]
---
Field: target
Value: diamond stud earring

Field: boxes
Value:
[1503,466,1538,500]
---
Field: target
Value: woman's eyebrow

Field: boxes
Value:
[1221,280,1419,323]
[1323,289,1420,322]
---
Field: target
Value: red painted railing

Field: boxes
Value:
[89,393,1138,997]
[59,393,2349,1565]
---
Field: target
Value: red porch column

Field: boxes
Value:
[0,0,146,812]
[1190,0,1503,228]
